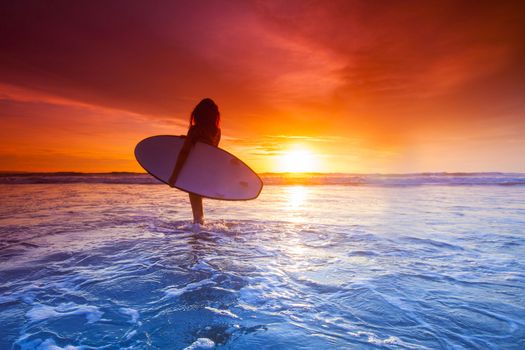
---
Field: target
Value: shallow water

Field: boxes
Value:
[1,181,524,349]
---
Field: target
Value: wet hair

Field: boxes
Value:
[190,98,220,129]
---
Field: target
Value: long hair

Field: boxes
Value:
[190,98,220,129]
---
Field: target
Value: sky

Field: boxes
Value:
[1,0,524,173]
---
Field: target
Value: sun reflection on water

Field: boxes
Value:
[285,185,308,210]
[281,185,311,225]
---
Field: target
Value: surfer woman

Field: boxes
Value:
[168,98,221,225]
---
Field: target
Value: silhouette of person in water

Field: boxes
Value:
[168,98,221,225]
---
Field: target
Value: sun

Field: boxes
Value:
[277,144,319,173]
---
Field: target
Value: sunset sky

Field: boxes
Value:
[1,1,524,173]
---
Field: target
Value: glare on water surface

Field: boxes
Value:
[285,186,308,210]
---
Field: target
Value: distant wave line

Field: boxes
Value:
[1,172,524,186]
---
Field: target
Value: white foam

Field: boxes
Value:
[191,261,215,272]
[164,279,216,297]
[26,302,103,324]
[119,307,139,324]
[183,338,215,350]
[348,331,422,349]
[225,324,241,335]
[18,338,86,350]
[124,330,137,340]
[204,306,240,319]
[201,221,229,232]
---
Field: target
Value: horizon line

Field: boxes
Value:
[1,171,523,176]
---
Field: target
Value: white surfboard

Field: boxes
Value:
[135,135,263,200]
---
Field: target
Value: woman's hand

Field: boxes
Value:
[168,136,193,188]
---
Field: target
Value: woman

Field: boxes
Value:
[168,98,221,225]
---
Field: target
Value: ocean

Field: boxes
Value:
[1,173,524,349]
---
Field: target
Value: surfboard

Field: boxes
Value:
[134,135,263,200]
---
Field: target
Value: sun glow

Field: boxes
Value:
[277,144,320,173]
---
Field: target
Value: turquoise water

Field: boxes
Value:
[1,175,524,349]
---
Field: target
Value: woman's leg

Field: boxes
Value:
[189,193,204,224]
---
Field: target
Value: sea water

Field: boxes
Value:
[0,173,524,349]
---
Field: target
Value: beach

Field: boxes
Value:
[1,173,524,349]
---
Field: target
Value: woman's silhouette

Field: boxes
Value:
[168,98,221,225]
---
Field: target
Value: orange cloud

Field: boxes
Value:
[0,1,524,172]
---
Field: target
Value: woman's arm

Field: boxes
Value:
[168,136,193,187]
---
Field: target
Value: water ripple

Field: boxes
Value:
[0,184,524,349]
